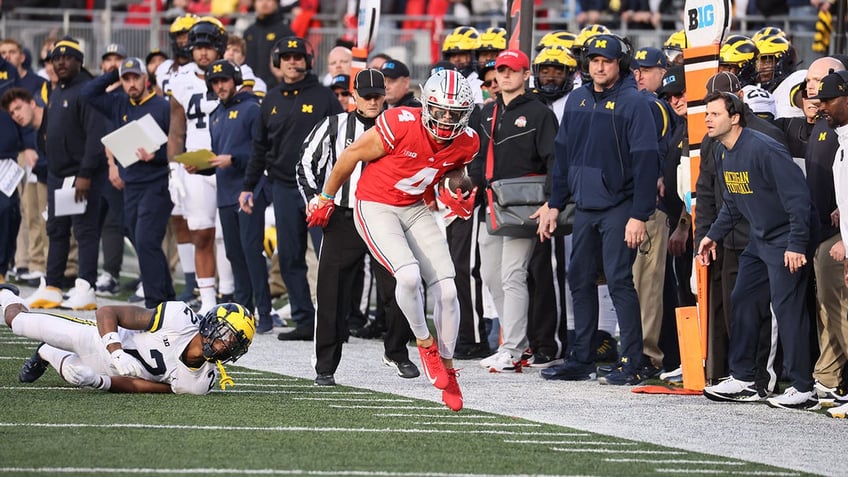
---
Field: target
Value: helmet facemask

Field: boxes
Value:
[419,69,474,141]
[199,304,253,364]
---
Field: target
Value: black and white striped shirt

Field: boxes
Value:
[297,110,374,209]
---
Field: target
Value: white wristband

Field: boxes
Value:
[97,375,112,391]
[101,332,121,348]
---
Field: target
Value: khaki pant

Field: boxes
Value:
[17,178,49,274]
[633,210,669,368]
[813,233,848,387]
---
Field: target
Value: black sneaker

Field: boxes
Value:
[598,366,645,386]
[278,324,313,341]
[540,360,597,381]
[351,320,386,339]
[641,363,664,380]
[527,352,564,368]
[453,343,492,360]
[314,374,336,386]
[382,355,421,379]
[19,344,49,383]
[593,330,618,363]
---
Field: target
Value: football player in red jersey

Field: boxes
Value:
[308,69,478,411]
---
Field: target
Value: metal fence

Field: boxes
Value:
[0,7,827,83]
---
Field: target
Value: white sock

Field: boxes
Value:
[597,285,618,336]
[177,243,196,274]
[0,289,25,310]
[430,278,459,359]
[197,276,217,312]
[38,344,74,370]
[215,237,234,295]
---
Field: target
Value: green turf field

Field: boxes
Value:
[0,326,816,476]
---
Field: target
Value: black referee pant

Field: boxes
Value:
[527,236,567,360]
[446,213,487,349]
[314,207,413,376]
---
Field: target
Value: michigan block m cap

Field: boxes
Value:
[585,34,623,60]
[811,70,848,100]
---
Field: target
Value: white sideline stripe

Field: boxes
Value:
[329,405,445,410]
[227,384,318,388]
[226,371,276,376]
[0,468,573,477]
[232,377,301,382]
[373,413,496,419]
[507,440,636,445]
[412,421,540,427]
[0,423,601,437]
[0,356,27,360]
[292,398,414,402]
[0,387,82,391]
[551,447,686,455]
[605,459,745,465]
[656,469,799,476]
[213,390,374,395]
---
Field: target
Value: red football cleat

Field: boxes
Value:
[442,368,463,412]
[417,342,449,390]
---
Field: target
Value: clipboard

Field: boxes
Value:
[174,149,216,170]
[100,113,168,168]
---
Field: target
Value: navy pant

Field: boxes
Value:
[729,240,814,392]
[568,201,643,372]
[0,187,21,276]
[46,171,105,288]
[99,180,125,278]
[236,182,272,320]
[124,179,174,308]
[271,182,316,325]
[219,204,253,310]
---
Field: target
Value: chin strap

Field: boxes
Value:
[216,360,235,389]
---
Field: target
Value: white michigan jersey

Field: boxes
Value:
[119,301,217,395]
[155,59,192,97]
[168,63,219,152]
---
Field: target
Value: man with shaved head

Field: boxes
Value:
[802,57,848,406]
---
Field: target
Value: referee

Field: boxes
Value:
[297,69,418,386]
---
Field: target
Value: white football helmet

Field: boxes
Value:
[419,69,474,140]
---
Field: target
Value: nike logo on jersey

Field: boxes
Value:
[486,117,493,122]
[443,162,455,167]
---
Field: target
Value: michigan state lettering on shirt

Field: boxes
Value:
[724,170,753,194]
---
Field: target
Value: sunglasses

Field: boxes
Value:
[483,79,497,87]
[335,90,351,97]
[280,53,305,61]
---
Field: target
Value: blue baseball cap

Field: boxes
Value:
[633,47,667,69]
[585,34,623,60]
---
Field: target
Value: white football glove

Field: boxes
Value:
[61,361,99,387]
[110,349,145,377]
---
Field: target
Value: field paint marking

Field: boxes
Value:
[552,447,686,455]
[0,468,575,477]
[373,413,496,419]
[328,405,445,410]
[0,356,28,360]
[226,371,284,376]
[292,397,414,402]
[506,440,636,445]
[224,384,319,388]
[0,387,371,396]
[412,421,541,427]
[0,387,82,391]
[656,469,799,476]
[605,458,745,465]
[0,422,603,437]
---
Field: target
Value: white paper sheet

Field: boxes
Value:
[0,159,25,197]
[54,183,87,217]
[100,113,167,168]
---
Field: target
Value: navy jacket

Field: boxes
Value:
[81,70,170,185]
[707,128,815,263]
[549,74,659,221]
[210,91,261,207]
[45,69,108,178]
[244,73,343,190]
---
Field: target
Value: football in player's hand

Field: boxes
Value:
[440,168,473,199]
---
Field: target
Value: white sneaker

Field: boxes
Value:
[94,272,120,296]
[61,278,97,310]
[827,401,848,418]
[276,303,292,319]
[479,350,521,373]
[814,381,846,407]
[660,366,683,380]
[703,376,760,402]
[128,282,145,303]
[766,387,820,411]
[25,277,63,309]
[19,270,45,281]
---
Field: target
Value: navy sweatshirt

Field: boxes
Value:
[707,128,814,263]
[244,74,343,190]
[80,70,170,185]
[45,69,108,178]
[549,74,659,221]
[210,90,261,207]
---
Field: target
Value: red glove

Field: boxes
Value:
[438,185,477,220]
[306,195,335,228]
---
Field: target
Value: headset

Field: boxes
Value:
[580,33,633,75]
[271,36,313,71]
